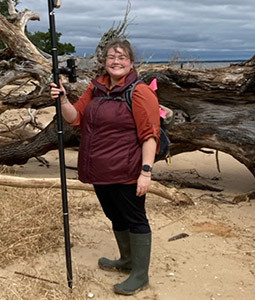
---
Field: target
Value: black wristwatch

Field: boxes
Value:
[142,164,152,172]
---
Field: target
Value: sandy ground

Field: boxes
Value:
[0,108,255,299]
[0,149,254,299]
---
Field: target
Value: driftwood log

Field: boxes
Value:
[0,175,193,205]
[0,2,255,183]
[140,60,255,176]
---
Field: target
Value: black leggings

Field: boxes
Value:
[94,183,151,234]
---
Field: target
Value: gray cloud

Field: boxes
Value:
[17,0,255,61]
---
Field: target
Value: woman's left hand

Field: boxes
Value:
[136,173,151,197]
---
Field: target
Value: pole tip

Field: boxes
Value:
[68,280,73,290]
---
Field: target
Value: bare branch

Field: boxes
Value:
[0,13,49,67]
[115,0,131,35]
[6,1,40,33]
[0,70,29,90]
[16,9,40,33]
[7,0,17,16]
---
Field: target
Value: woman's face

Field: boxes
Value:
[105,47,134,83]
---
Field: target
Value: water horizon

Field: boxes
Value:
[140,58,246,64]
[137,59,248,70]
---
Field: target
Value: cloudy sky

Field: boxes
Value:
[17,0,255,62]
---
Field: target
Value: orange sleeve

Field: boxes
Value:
[132,83,160,152]
[70,82,94,126]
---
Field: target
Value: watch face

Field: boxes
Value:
[142,165,152,172]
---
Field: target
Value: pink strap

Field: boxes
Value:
[149,78,158,91]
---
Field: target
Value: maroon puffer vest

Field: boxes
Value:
[77,71,142,184]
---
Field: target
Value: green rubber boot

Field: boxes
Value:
[114,232,151,295]
[98,230,132,272]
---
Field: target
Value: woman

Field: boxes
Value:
[50,39,160,295]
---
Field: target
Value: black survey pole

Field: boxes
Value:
[47,0,73,289]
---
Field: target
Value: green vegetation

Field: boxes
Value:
[27,30,76,55]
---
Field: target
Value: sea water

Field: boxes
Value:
[144,60,245,70]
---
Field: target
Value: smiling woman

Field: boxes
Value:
[50,37,161,295]
[104,41,134,87]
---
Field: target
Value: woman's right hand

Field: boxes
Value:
[50,80,66,103]
[50,80,78,123]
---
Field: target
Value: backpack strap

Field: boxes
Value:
[124,79,144,111]
[124,79,171,164]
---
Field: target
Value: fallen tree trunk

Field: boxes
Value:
[152,168,224,192]
[140,60,255,176]
[0,175,193,205]
[0,116,80,165]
